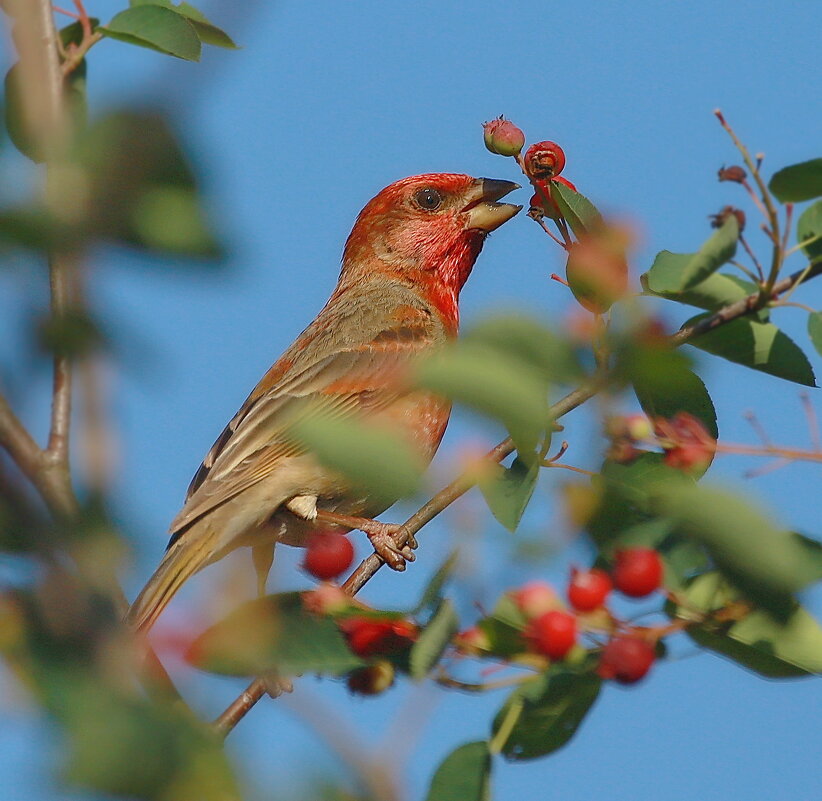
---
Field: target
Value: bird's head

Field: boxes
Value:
[340,173,521,324]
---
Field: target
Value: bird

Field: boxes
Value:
[126,173,521,631]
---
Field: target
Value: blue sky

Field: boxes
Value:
[1,1,821,799]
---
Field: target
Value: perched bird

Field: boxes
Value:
[127,173,520,631]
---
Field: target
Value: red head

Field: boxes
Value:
[339,173,520,327]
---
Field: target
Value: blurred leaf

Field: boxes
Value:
[413,553,458,616]
[658,485,817,616]
[478,593,528,658]
[673,572,822,677]
[797,200,822,265]
[36,310,105,359]
[633,363,718,439]
[188,592,364,676]
[424,741,491,801]
[466,314,583,384]
[289,412,422,507]
[551,181,603,237]
[769,158,822,202]
[479,457,539,532]
[132,186,220,256]
[77,109,222,257]
[410,600,459,679]
[687,315,816,387]
[491,670,601,761]
[4,64,44,162]
[416,342,549,452]
[808,311,822,357]
[643,253,755,309]
[101,6,201,61]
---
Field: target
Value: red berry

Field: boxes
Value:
[511,580,561,619]
[302,532,354,580]
[347,660,395,695]
[524,140,566,179]
[612,548,663,598]
[339,616,417,658]
[482,116,525,156]
[529,176,577,219]
[568,567,612,612]
[598,636,655,684]
[526,610,577,660]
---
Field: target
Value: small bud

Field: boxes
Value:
[511,580,563,619]
[710,205,745,232]
[717,165,746,183]
[523,140,566,179]
[482,116,525,156]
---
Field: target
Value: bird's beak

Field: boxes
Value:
[462,178,522,232]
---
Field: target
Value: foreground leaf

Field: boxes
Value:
[479,457,540,532]
[673,572,822,677]
[658,485,818,614]
[797,200,822,265]
[188,592,364,676]
[769,158,822,202]
[491,670,601,760]
[102,6,201,61]
[410,600,459,679]
[425,741,491,801]
[687,315,816,387]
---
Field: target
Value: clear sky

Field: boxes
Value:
[1,1,821,799]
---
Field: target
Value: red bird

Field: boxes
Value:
[127,173,520,631]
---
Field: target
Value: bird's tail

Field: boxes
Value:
[125,532,215,632]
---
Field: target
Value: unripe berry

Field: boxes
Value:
[598,636,655,684]
[347,660,395,695]
[511,580,562,619]
[612,548,663,598]
[565,234,629,315]
[526,610,577,660]
[453,626,491,654]
[482,116,525,156]
[568,567,612,612]
[302,583,351,615]
[302,532,354,580]
[524,141,566,179]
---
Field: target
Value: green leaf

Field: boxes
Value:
[633,363,718,439]
[687,315,816,387]
[187,592,364,676]
[425,742,491,801]
[413,553,458,615]
[102,6,201,61]
[643,252,755,309]
[491,670,601,761]
[465,315,583,384]
[644,218,738,293]
[479,457,539,532]
[551,181,603,237]
[416,342,549,452]
[673,572,822,677]
[658,485,818,615]
[289,411,422,507]
[769,158,822,202]
[410,600,459,679]
[478,593,528,658]
[129,0,238,48]
[797,199,822,265]
[808,311,822,357]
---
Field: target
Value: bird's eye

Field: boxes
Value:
[413,188,443,211]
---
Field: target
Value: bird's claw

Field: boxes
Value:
[362,522,416,571]
[261,671,293,699]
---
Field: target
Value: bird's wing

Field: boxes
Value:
[169,287,444,536]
